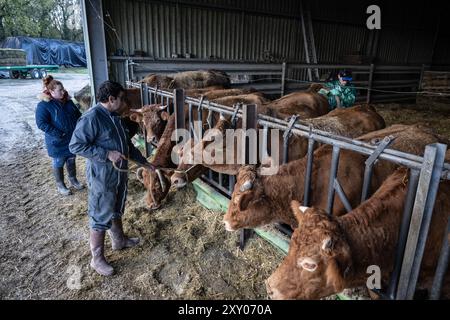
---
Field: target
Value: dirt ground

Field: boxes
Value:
[0,76,448,300]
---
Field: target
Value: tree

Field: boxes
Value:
[51,0,83,41]
[0,0,83,42]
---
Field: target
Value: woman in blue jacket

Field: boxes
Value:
[36,76,84,195]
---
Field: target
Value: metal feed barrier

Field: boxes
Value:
[127,81,450,300]
[114,58,427,103]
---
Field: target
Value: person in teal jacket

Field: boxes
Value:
[318,69,357,110]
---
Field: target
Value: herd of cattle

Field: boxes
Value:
[117,70,449,299]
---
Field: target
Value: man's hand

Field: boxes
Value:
[107,150,126,163]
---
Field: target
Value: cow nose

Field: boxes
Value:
[151,136,158,144]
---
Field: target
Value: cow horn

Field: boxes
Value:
[156,169,167,192]
[240,180,253,192]
[136,167,145,183]
[299,206,309,213]
[219,113,226,121]
[130,108,143,113]
[159,105,168,110]
[321,237,333,251]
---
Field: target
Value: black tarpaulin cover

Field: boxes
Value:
[1,36,86,67]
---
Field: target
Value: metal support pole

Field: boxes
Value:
[281,62,287,96]
[386,169,420,299]
[334,179,352,213]
[142,83,149,105]
[140,83,152,158]
[418,64,426,91]
[366,63,375,104]
[361,135,395,202]
[303,136,315,206]
[239,104,258,251]
[397,143,447,299]
[430,217,450,300]
[174,89,185,144]
[129,59,135,82]
[125,59,130,84]
[326,146,340,215]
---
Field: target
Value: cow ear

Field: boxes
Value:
[160,111,170,121]
[129,113,142,123]
[291,200,306,225]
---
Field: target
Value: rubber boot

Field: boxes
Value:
[66,158,84,190]
[53,167,71,196]
[108,218,140,250]
[89,229,114,276]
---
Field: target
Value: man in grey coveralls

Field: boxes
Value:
[69,81,150,276]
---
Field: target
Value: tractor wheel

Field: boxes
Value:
[39,69,48,78]
[9,70,20,79]
[30,68,40,79]
[19,71,28,79]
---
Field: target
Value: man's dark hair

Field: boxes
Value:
[96,81,125,103]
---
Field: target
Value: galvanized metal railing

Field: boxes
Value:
[116,58,426,103]
[127,81,450,300]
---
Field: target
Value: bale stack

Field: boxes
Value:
[0,49,27,66]
[417,71,450,107]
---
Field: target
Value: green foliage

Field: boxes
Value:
[0,0,83,41]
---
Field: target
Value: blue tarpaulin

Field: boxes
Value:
[1,36,86,67]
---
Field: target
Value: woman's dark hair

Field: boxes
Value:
[97,81,125,103]
[43,75,63,91]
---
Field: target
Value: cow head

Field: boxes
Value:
[136,167,173,210]
[223,165,273,231]
[170,139,197,189]
[266,201,353,300]
[128,104,170,144]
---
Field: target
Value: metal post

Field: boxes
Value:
[303,137,315,206]
[240,104,258,251]
[333,179,352,213]
[326,146,340,215]
[361,136,395,202]
[129,59,135,82]
[418,64,426,91]
[281,62,287,97]
[430,217,450,300]
[124,59,130,84]
[142,83,149,105]
[386,169,420,299]
[397,143,447,299]
[174,89,185,144]
[366,63,375,104]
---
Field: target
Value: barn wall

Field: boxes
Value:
[103,0,449,66]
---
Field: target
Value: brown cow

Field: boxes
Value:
[171,105,385,188]
[266,167,450,300]
[134,92,268,209]
[135,114,177,210]
[263,89,329,119]
[140,69,230,90]
[223,124,449,231]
